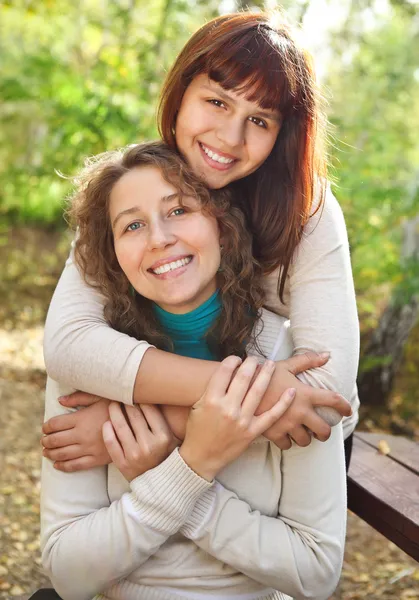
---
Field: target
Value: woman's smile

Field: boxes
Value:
[148,255,193,279]
[109,165,221,314]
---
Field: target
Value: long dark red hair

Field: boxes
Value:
[158,11,327,301]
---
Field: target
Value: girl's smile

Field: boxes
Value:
[175,75,281,189]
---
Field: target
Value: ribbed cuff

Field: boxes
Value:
[129,448,212,535]
[180,481,220,539]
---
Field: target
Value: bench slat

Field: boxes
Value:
[348,434,419,561]
[355,431,419,476]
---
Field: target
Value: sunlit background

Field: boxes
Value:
[0,0,418,597]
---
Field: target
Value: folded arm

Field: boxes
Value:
[180,425,347,600]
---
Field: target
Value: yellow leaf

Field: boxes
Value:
[378,440,391,455]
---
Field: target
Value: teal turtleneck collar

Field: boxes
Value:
[152,290,221,361]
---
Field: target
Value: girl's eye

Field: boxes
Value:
[171,207,186,217]
[126,221,143,232]
[208,98,226,109]
[249,116,267,129]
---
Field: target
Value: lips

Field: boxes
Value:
[147,255,194,279]
[198,142,238,171]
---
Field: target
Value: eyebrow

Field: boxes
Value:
[201,83,281,123]
[112,193,179,229]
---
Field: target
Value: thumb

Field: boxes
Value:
[59,391,101,408]
[284,351,330,376]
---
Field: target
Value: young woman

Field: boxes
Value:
[41,141,347,600]
[42,11,358,470]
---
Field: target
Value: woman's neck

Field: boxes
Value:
[152,290,221,361]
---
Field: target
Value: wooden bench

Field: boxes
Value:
[347,431,419,561]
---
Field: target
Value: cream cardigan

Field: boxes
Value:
[41,310,347,600]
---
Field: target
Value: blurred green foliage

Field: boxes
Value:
[0,0,418,321]
[327,6,419,325]
[0,0,220,224]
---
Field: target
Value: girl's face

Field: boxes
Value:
[175,74,281,189]
[109,165,221,314]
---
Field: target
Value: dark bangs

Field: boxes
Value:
[202,25,309,117]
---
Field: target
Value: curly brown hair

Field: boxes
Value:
[67,141,265,359]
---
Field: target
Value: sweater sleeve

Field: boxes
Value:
[41,379,212,600]
[180,425,347,600]
[265,187,360,404]
[43,242,151,405]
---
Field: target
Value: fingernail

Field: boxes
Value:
[319,352,330,359]
[59,396,68,404]
[288,388,296,399]
[264,360,275,370]
[42,449,47,456]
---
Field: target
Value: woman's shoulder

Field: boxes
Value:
[303,184,348,241]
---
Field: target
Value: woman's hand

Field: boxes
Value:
[179,356,296,481]
[256,353,352,450]
[42,398,111,471]
[103,402,179,481]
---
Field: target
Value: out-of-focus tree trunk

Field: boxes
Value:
[358,216,419,407]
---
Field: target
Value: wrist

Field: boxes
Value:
[179,444,216,482]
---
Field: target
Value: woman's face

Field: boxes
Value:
[109,165,221,314]
[175,74,281,189]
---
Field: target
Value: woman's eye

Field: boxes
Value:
[126,221,143,232]
[249,116,267,129]
[171,207,186,217]
[208,98,226,109]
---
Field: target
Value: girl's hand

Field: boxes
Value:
[103,402,179,481]
[42,398,111,472]
[179,356,296,481]
[256,353,352,450]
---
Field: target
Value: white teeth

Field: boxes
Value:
[201,144,234,164]
[152,256,192,275]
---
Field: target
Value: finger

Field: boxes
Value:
[108,402,136,450]
[204,356,243,400]
[59,391,102,408]
[285,352,330,376]
[53,456,98,473]
[102,421,125,465]
[272,435,293,451]
[241,360,275,417]
[304,412,332,442]
[124,405,151,440]
[252,388,296,436]
[41,430,78,449]
[139,404,172,436]
[42,413,77,435]
[226,357,260,407]
[313,394,351,417]
[43,444,83,462]
[288,426,312,448]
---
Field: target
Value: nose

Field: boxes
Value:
[216,116,245,149]
[147,220,176,250]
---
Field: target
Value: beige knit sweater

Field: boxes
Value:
[41,311,347,600]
